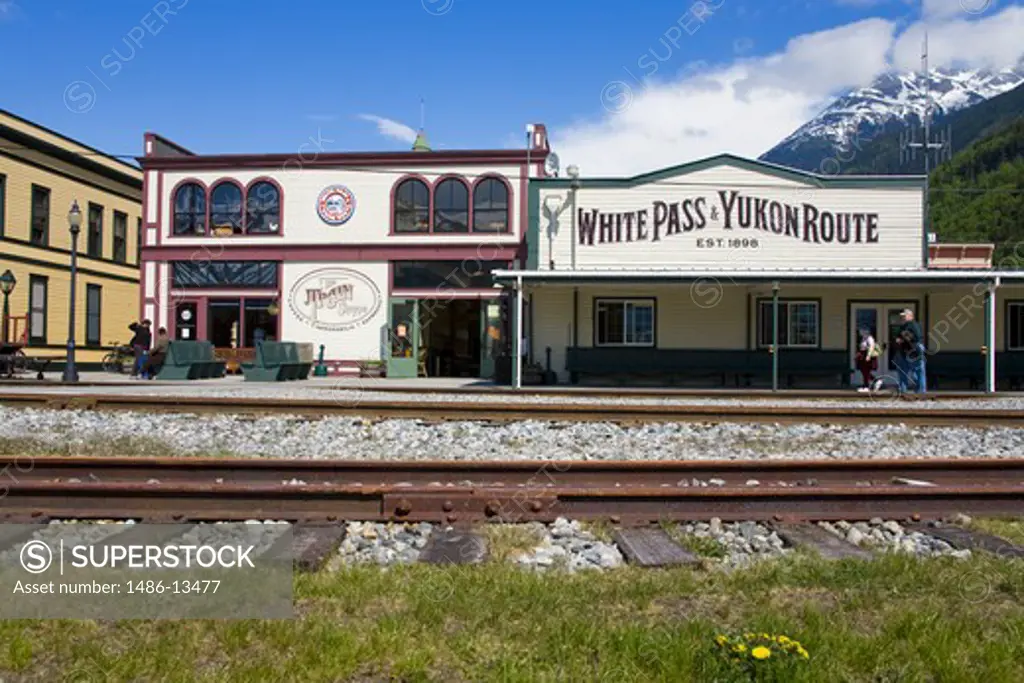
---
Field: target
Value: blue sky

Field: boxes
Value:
[1,0,1021,174]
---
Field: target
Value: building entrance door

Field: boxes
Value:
[849,301,917,385]
[387,298,418,379]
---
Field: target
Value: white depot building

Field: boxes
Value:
[496,154,1024,392]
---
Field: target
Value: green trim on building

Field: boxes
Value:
[530,153,927,190]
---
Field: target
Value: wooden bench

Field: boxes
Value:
[155,341,227,380]
[0,343,60,380]
[927,352,985,390]
[241,341,312,382]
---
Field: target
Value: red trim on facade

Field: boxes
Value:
[387,173,513,237]
[244,176,285,237]
[391,288,505,300]
[167,177,208,238]
[156,171,163,245]
[168,289,279,297]
[143,243,521,262]
[167,177,284,240]
[431,174,471,234]
[470,174,513,235]
[209,179,246,237]
[140,148,547,171]
[389,174,433,236]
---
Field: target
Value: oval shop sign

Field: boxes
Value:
[316,185,356,225]
[289,267,382,332]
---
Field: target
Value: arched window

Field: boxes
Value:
[172,182,206,235]
[210,181,243,235]
[433,178,469,233]
[473,177,509,233]
[246,181,281,234]
[393,178,430,233]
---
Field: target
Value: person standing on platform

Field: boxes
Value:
[856,327,879,392]
[896,309,926,393]
[128,319,152,379]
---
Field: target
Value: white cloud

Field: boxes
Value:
[921,0,996,18]
[0,1,18,19]
[550,3,1024,177]
[892,5,1024,69]
[357,114,418,145]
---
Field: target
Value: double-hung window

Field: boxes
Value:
[595,299,655,347]
[112,211,127,263]
[757,300,820,348]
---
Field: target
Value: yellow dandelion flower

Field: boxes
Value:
[715,635,729,646]
[778,636,791,645]
[733,644,748,654]
[751,646,771,660]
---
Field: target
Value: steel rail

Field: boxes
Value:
[0,381,1008,401]
[5,456,1024,488]
[1,392,1022,426]
[1,481,1021,523]
[1,457,1023,523]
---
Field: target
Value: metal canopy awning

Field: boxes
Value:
[493,268,1024,285]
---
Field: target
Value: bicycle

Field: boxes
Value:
[102,342,135,374]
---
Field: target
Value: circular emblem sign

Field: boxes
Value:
[317,185,356,225]
[289,267,382,332]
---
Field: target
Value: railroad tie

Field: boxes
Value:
[611,527,701,567]
[772,523,874,561]
[0,524,47,553]
[289,524,348,572]
[907,523,1024,558]
[419,528,487,565]
[90,522,196,550]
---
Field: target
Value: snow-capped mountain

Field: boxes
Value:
[760,63,1024,171]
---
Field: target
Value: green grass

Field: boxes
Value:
[970,518,1024,546]
[3,553,1024,682]
[662,522,729,559]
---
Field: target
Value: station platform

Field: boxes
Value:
[0,371,1017,400]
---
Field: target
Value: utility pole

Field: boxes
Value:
[900,30,953,266]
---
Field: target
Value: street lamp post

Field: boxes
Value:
[0,269,16,345]
[63,201,82,382]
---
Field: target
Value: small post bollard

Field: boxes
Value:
[313,344,329,377]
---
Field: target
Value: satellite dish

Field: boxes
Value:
[545,153,560,177]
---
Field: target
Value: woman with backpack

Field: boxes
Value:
[855,327,879,392]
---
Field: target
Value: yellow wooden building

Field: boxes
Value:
[1,109,142,367]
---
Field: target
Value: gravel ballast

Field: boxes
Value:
[2,406,1021,461]
[818,519,972,558]
[3,383,1024,411]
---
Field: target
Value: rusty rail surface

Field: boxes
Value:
[0,392,1022,427]
[1,456,1023,523]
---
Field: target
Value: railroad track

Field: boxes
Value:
[1,391,1022,427]
[3,456,1024,524]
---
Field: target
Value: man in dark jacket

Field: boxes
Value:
[128,320,152,378]
[895,309,926,393]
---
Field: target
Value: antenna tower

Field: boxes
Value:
[899,31,953,261]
